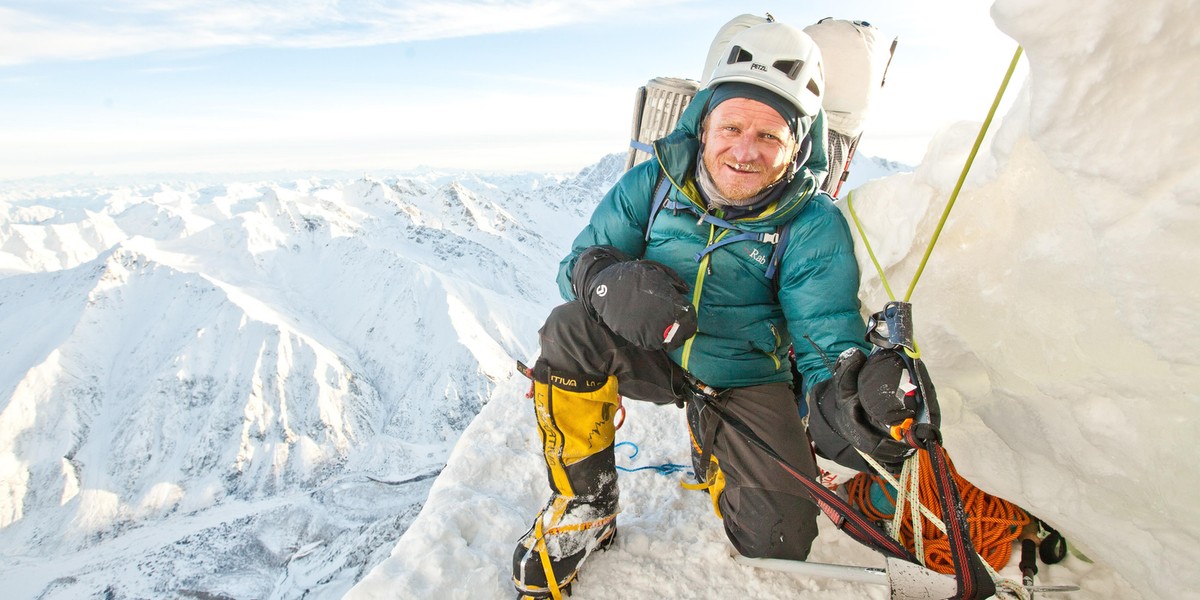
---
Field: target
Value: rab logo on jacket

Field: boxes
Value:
[749,248,768,266]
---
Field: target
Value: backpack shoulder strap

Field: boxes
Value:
[765,219,792,280]
[644,171,793,283]
[630,139,655,155]
[644,173,673,242]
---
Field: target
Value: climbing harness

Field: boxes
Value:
[685,375,919,563]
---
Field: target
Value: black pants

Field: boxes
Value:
[535,301,820,560]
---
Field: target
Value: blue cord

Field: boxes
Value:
[615,441,692,476]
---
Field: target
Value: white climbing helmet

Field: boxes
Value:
[707,21,825,119]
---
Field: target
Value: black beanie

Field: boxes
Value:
[707,81,801,139]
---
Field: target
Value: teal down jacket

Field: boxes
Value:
[558,90,868,390]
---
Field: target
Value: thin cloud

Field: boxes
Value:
[138,65,211,75]
[0,0,691,66]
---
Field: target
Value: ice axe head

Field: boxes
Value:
[885,557,958,600]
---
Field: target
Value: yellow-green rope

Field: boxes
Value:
[847,190,898,302]
[903,45,1024,302]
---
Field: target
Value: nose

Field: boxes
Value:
[728,132,758,163]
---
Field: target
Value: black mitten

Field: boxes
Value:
[807,352,872,473]
[857,350,941,434]
[810,347,918,473]
[572,245,633,312]
[587,260,696,352]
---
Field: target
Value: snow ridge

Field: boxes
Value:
[0,164,615,598]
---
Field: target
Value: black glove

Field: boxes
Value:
[809,347,931,474]
[583,258,696,352]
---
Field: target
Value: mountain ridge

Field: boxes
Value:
[0,159,629,598]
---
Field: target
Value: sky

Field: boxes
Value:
[0,1,1023,180]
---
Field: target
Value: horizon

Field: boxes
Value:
[0,1,1022,181]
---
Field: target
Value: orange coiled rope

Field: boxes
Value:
[845,449,1031,574]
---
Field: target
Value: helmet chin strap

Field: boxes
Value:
[786,134,812,183]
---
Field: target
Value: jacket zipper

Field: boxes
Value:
[681,221,729,369]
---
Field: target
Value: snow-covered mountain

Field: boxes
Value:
[844,153,913,192]
[0,155,624,598]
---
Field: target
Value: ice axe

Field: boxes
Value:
[734,554,958,600]
[734,554,1080,599]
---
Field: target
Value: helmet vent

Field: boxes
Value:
[772,59,804,80]
[726,45,754,64]
[806,79,821,96]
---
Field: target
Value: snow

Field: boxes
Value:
[2,1,1197,599]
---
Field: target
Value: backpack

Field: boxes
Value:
[803,18,897,196]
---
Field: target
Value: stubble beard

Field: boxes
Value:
[704,153,772,205]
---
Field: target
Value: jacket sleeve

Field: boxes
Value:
[776,194,869,387]
[555,160,660,300]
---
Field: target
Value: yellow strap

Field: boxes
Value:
[541,514,616,537]
[534,518,563,600]
[678,463,724,519]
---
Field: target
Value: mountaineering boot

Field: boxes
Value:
[513,370,620,599]
[513,492,618,599]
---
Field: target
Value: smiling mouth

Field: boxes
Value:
[726,162,761,174]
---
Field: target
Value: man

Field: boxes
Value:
[512,22,870,599]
